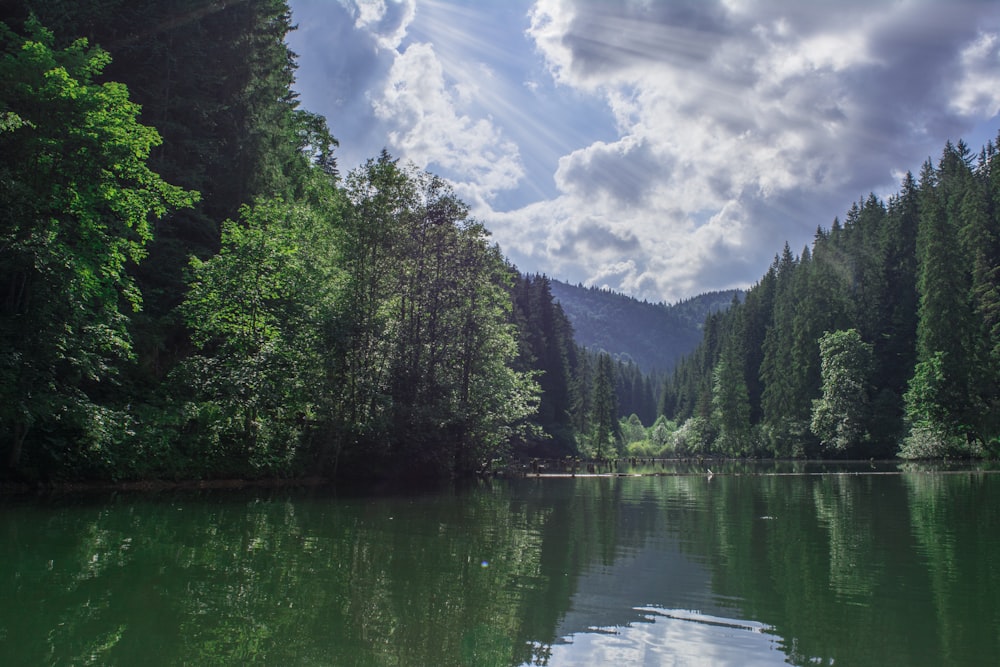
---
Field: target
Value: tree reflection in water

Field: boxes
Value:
[1,464,999,666]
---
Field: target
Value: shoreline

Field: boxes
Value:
[3,457,995,496]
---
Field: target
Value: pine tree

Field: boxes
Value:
[759,243,804,455]
[870,172,920,449]
[962,143,1000,450]
[903,147,979,456]
[741,267,776,424]
[509,274,577,452]
[591,353,620,459]
[711,306,752,455]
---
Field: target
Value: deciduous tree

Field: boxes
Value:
[0,20,194,473]
[810,329,873,453]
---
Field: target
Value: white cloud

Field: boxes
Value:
[952,31,1000,117]
[290,0,1000,302]
[526,0,579,87]
[352,0,387,28]
[498,0,1000,301]
[554,135,667,206]
[342,0,416,48]
[372,42,524,203]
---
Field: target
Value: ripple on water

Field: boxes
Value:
[536,607,787,667]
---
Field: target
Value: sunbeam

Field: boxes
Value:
[288,0,1000,303]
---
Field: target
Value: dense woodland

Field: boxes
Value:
[659,141,1000,460]
[0,1,658,481]
[1,1,998,483]
[548,280,740,375]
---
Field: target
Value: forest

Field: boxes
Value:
[548,279,740,375]
[658,140,1000,460]
[1,1,998,483]
[0,0,654,482]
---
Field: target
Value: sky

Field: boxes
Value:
[286,0,1000,304]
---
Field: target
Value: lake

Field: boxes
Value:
[2,461,999,666]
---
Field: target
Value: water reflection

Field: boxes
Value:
[543,608,781,667]
[0,464,999,665]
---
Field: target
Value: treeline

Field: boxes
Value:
[7,2,992,479]
[0,1,663,481]
[658,139,1000,459]
[511,274,660,458]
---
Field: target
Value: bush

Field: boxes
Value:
[619,414,647,446]
[625,440,658,458]
[899,422,974,459]
[649,415,678,451]
[672,417,716,456]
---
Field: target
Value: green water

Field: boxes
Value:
[2,463,999,666]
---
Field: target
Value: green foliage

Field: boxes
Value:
[0,18,194,473]
[664,133,1000,461]
[510,274,578,453]
[0,7,549,482]
[548,279,740,375]
[5,0,330,381]
[671,416,715,456]
[589,353,621,458]
[6,2,998,481]
[621,413,676,458]
[326,157,540,477]
[901,141,1000,454]
[901,352,982,458]
[178,194,342,475]
[648,415,678,451]
[172,161,543,480]
[619,414,646,446]
[898,422,968,460]
[810,329,873,453]
[711,305,753,456]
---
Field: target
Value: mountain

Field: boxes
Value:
[548,280,741,375]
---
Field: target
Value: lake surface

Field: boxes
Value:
[2,461,999,666]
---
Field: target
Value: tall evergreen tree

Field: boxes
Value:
[843,194,888,341]
[741,266,777,424]
[870,172,920,448]
[509,274,578,453]
[591,353,620,459]
[962,143,1000,449]
[903,147,979,456]
[711,306,752,455]
[759,243,805,455]
[671,135,1000,461]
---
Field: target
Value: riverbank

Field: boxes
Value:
[0,476,330,496]
[4,457,995,496]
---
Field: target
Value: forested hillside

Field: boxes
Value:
[0,1,673,481]
[0,2,550,482]
[549,280,740,374]
[660,139,1000,460]
[2,2,996,481]
[509,275,660,457]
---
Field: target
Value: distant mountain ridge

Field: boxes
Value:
[549,280,741,375]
